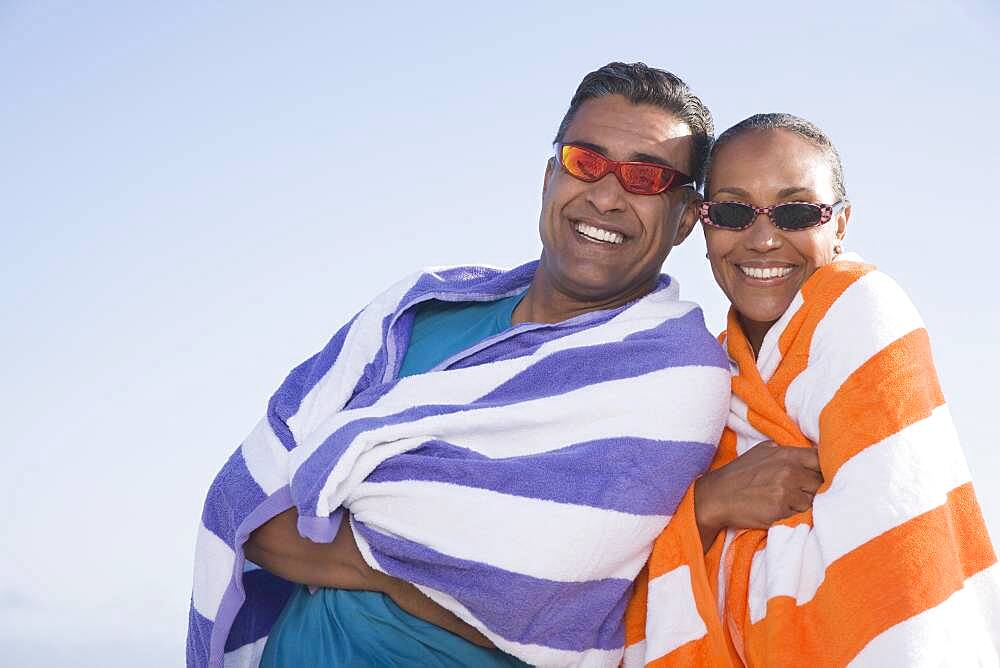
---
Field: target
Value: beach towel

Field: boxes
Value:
[186,261,731,668]
[624,256,1000,666]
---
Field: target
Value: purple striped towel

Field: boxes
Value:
[187,261,731,667]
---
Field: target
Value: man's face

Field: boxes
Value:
[538,94,698,304]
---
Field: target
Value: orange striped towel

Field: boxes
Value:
[624,258,1000,666]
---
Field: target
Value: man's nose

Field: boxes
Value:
[585,173,629,214]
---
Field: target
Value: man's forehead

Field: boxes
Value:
[562,95,693,169]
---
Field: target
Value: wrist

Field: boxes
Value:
[364,565,398,594]
[694,473,726,534]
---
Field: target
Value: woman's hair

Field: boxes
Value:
[705,113,847,200]
[554,62,715,188]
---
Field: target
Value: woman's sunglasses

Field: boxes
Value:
[556,143,694,195]
[699,200,846,231]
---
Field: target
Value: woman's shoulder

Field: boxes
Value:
[804,256,928,373]
[816,257,923,328]
[785,257,937,443]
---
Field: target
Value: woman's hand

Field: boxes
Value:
[694,440,823,550]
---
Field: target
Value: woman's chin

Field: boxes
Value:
[725,279,799,325]
[733,300,793,330]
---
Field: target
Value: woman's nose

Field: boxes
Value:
[743,212,782,251]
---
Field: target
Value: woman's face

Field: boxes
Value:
[703,129,849,335]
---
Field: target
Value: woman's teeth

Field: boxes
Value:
[575,222,624,245]
[739,265,793,280]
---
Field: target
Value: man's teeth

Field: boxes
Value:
[575,222,624,244]
[739,265,793,280]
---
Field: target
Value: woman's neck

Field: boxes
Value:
[737,313,776,359]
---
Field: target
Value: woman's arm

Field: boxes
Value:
[623,438,824,664]
[245,510,495,648]
[692,440,823,551]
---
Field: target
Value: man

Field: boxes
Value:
[188,62,730,668]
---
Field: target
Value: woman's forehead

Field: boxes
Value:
[710,129,834,198]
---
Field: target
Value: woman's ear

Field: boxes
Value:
[836,201,851,240]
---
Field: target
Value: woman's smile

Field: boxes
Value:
[733,261,797,284]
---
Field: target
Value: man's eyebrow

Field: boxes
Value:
[564,140,607,155]
[561,140,681,170]
[630,152,678,169]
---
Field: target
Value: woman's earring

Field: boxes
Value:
[705,252,710,259]
[833,244,843,255]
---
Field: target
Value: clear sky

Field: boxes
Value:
[2,1,997,665]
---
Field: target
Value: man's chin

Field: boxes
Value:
[558,270,639,304]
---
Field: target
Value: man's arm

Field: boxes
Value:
[245,509,372,589]
[245,510,495,648]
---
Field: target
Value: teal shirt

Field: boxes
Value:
[261,294,529,668]
[397,293,523,377]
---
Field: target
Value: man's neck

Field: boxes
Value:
[511,262,657,326]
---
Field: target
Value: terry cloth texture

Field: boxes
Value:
[623,256,1000,667]
[261,293,529,666]
[186,261,732,668]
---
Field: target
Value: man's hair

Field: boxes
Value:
[554,62,715,188]
[705,113,847,200]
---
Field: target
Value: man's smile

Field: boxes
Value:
[571,219,627,245]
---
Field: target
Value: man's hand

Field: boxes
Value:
[376,573,495,648]
[244,509,496,648]
[694,441,823,550]
[245,509,374,590]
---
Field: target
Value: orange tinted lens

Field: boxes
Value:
[619,164,669,194]
[561,145,608,181]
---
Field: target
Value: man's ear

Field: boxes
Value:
[671,188,701,247]
[542,157,555,198]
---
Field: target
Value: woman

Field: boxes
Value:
[625,113,1000,666]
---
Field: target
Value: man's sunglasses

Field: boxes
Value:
[556,143,694,195]
[699,200,846,231]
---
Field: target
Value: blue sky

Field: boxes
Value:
[2,2,997,665]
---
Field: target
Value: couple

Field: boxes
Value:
[187,63,999,667]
